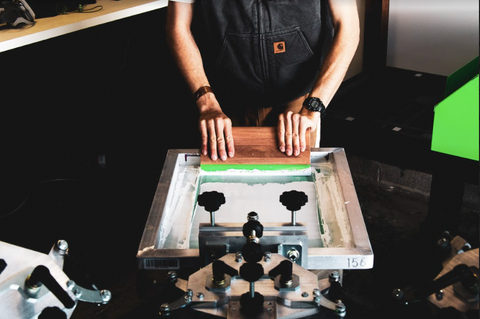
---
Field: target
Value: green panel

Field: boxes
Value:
[431,75,479,161]
[445,56,479,98]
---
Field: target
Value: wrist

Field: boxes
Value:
[197,92,220,113]
[300,107,321,121]
[193,85,213,101]
[302,96,326,118]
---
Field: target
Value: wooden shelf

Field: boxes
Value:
[0,0,167,53]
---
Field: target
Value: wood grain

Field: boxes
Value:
[200,127,310,165]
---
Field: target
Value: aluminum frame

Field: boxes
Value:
[137,148,373,270]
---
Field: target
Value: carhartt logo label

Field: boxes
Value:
[274,41,286,54]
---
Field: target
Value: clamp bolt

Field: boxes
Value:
[101,290,112,303]
[167,271,177,283]
[435,290,444,301]
[235,251,243,263]
[329,271,340,283]
[287,248,300,262]
[185,289,193,303]
[56,240,69,252]
[160,303,170,315]
[264,251,271,262]
[66,280,75,290]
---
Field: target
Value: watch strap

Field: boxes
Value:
[193,86,213,101]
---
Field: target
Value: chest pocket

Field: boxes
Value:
[267,26,315,67]
[215,26,316,100]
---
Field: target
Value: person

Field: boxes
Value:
[166,0,359,161]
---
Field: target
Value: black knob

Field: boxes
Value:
[240,292,264,315]
[212,260,238,284]
[241,242,264,263]
[393,264,478,303]
[0,259,6,276]
[39,307,67,319]
[327,272,345,302]
[268,260,293,284]
[239,263,265,315]
[198,191,226,212]
[242,220,264,239]
[280,190,308,212]
[240,263,264,283]
[27,265,75,309]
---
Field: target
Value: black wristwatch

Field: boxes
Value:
[303,97,326,117]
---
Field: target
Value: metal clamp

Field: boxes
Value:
[66,280,111,304]
[159,289,193,316]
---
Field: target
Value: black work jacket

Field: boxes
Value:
[192,0,334,108]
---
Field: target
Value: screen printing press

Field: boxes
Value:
[137,145,374,318]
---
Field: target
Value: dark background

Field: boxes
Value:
[1,8,478,319]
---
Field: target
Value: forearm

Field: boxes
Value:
[165,3,215,111]
[166,2,233,160]
[309,0,360,107]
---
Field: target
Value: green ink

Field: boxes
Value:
[200,164,311,172]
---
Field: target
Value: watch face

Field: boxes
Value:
[309,98,321,111]
[304,97,326,117]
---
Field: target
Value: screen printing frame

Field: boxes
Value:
[137,148,373,270]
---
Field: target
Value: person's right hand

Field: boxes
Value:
[197,94,235,161]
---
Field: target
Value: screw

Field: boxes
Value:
[287,248,300,262]
[196,292,204,300]
[302,292,309,298]
[264,251,271,262]
[393,288,403,300]
[74,288,82,298]
[66,280,75,290]
[56,239,69,251]
[313,288,321,297]
[335,301,346,317]
[235,251,243,263]
[101,290,112,303]
[435,290,444,301]
[160,303,170,314]
[167,271,177,283]
[437,237,450,249]
[185,289,193,303]
[329,271,340,283]
[247,212,259,221]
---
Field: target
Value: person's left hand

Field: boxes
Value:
[277,110,319,156]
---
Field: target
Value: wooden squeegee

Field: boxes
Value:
[200,127,311,172]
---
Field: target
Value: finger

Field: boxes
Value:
[292,113,300,156]
[224,118,235,158]
[199,120,208,155]
[298,117,308,153]
[207,120,218,161]
[277,114,286,153]
[215,119,227,161]
[285,111,293,156]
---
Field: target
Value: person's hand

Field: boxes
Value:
[277,110,319,156]
[198,95,235,161]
